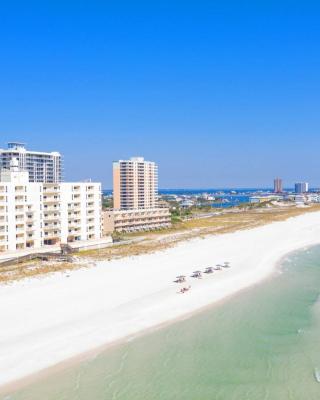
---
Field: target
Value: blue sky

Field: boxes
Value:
[0,1,319,189]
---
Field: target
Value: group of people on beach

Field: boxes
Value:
[176,262,231,294]
[179,286,191,294]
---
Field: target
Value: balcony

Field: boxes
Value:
[16,235,25,243]
[69,203,81,211]
[43,214,60,221]
[43,186,59,194]
[43,206,60,213]
[15,196,25,204]
[43,196,60,204]
[44,223,60,230]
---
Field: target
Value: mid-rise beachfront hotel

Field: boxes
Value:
[103,157,171,233]
[0,151,108,255]
[0,142,62,183]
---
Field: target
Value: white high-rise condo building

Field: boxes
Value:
[0,142,62,183]
[113,157,158,210]
[295,182,309,194]
[0,159,102,253]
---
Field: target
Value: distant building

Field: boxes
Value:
[249,195,282,204]
[0,142,62,183]
[273,178,283,193]
[180,199,195,208]
[295,182,309,194]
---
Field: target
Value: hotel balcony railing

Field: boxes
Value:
[44,206,60,212]
[44,233,61,239]
[43,197,60,204]
[69,204,81,209]
[44,225,60,231]
[43,188,59,194]
[44,213,60,219]
[68,221,81,227]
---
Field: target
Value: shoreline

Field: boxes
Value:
[0,268,280,396]
[2,211,320,394]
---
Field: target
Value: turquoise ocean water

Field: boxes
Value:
[4,245,320,400]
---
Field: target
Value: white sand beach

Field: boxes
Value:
[1,211,320,389]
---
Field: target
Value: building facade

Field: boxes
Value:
[103,208,171,233]
[113,157,158,210]
[104,156,171,234]
[0,142,62,183]
[295,182,309,193]
[0,160,102,253]
[273,178,283,193]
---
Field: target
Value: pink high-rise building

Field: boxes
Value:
[274,177,283,193]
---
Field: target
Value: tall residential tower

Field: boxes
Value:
[0,142,62,183]
[113,157,158,210]
[273,178,283,193]
[103,157,170,233]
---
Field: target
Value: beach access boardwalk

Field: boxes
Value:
[0,237,113,265]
